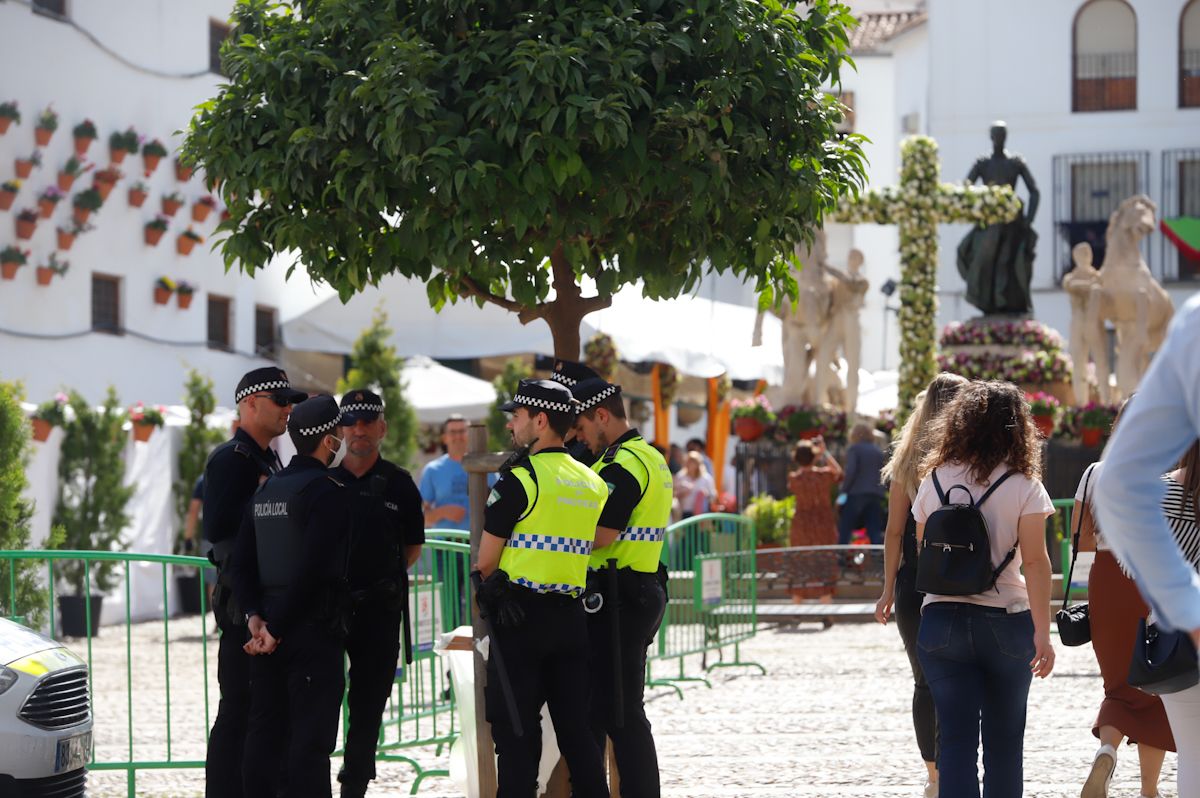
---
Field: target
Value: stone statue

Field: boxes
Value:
[956,121,1040,316]
[1062,242,1112,404]
[1094,195,1174,400]
[752,231,867,413]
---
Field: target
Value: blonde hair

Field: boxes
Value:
[849,422,874,445]
[881,372,969,499]
[685,450,709,477]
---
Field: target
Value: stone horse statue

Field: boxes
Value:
[1065,194,1173,401]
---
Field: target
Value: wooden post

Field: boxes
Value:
[464,423,507,797]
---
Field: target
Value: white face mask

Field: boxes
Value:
[327,435,348,468]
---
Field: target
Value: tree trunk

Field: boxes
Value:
[543,242,600,360]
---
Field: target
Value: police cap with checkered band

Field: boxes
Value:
[571,377,622,414]
[338,388,385,426]
[234,366,307,405]
[499,379,578,415]
[548,359,599,389]
[286,394,343,437]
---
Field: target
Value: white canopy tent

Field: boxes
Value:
[396,356,497,423]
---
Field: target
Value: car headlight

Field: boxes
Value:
[0,666,18,695]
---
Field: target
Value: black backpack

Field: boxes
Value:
[916,469,1019,596]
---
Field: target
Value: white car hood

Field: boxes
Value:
[0,618,83,673]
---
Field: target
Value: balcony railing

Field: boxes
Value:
[1073,52,1137,112]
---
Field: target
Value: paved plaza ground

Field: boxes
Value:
[80,616,1179,797]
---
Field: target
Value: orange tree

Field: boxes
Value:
[184,0,865,358]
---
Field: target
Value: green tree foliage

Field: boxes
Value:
[53,389,134,596]
[173,370,226,551]
[184,0,865,358]
[487,358,532,451]
[0,382,56,624]
[336,308,419,468]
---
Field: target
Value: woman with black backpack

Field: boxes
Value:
[912,380,1056,798]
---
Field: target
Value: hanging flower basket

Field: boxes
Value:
[142,140,168,176]
[15,158,34,179]
[175,159,194,182]
[31,418,53,442]
[0,120,10,135]
[1,261,19,280]
[734,416,766,442]
[37,187,63,219]
[108,128,137,167]
[33,107,56,146]
[72,207,90,225]
[162,194,183,217]
[72,120,97,156]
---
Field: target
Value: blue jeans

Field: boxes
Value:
[837,493,883,545]
[917,602,1034,798]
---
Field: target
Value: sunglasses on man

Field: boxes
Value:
[250,392,299,407]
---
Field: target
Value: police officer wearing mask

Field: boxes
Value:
[231,394,353,798]
[476,379,611,798]
[202,366,304,798]
[572,377,673,798]
[332,390,425,798]
[547,359,601,467]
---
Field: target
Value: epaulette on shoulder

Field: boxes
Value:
[601,442,623,464]
[231,442,253,458]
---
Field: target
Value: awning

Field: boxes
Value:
[397,356,497,423]
[1162,217,1200,261]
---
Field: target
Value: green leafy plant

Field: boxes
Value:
[778,404,822,437]
[109,127,138,152]
[172,371,224,551]
[182,0,866,358]
[36,106,58,132]
[1027,391,1060,417]
[1,246,28,265]
[162,190,184,204]
[39,186,63,204]
[72,119,97,140]
[0,101,19,123]
[335,307,419,467]
[180,228,203,242]
[16,208,38,223]
[176,280,196,296]
[129,402,165,428]
[62,155,92,177]
[72,188,103,211]
[1,180,19,193]
[730,395,775,424]
[142,139,168,157]
[744,493,794,546]
[39,253,69,277]
[33,392,69,426]
[53,389,133,595]
[145,215,169,232]
[1079,402,1118,431]
[487,358,533,451]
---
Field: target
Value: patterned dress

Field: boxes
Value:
[787,465,842,600]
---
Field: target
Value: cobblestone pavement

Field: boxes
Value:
[79,616,1179,797]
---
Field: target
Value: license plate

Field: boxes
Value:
[54,730,91,774]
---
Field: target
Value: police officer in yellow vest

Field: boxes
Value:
[572,376,673,798]
[475,379,611,798]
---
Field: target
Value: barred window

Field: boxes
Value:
[1073,0,1137,112]
[91,274,121,334]
[255,306,278,358]
[207,295,232,351]
[1183,0,1200,108]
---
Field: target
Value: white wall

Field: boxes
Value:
[0,1,326,406]
[925,0,1200,333]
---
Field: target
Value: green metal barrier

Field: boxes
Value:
[650,513,764,695]
[1053,497,1088,598]
[0,540,472,797]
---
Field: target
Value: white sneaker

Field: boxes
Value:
[923,781,937,798]
[1082,744,1117,798]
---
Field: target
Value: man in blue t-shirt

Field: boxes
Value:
[421,415,495,530]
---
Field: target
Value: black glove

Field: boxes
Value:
[181,537,197,555]
[473,570,525,628]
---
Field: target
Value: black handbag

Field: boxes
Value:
[1055,465,1093,646]
[1127,617,1199,695]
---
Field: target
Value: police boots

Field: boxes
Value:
[339,778,368,798]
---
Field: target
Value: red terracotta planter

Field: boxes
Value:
[94,177,117,202]
[734,417,766,442]
[37,198,57,219]
[57,172,75,192]
[0,190,14,211]
[72,206,91,225]
[128,189,147,208]
[1,260,19,280]
[32,418,52,442]
[797,428,822,440]
[144,227,165,246]
[192,203,212,223]
[15,218,36,240]
[178,292,194,309]
[177,236,197,256]
[110,147,128,165]
[15,159,33,179]
[34,127,52,147]
[74,136,93,157]
[132,422,155,442]
[1081,427,1104,448]
[57,229,75,250]
[153,286,172,305]
[1033,414,1055,438]
[162,198,182,217]
[0,118,11,135]
[175,161,194,181]
[143,153,162,175]
[36,266,53,286]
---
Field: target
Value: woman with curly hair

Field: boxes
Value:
[913,380,1056,798]
[875,372,968,798]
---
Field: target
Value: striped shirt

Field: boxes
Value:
[1162,475,1200,573]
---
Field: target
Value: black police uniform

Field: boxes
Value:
[202,366,302,798]
[231,395,352,798]
[331,391,426,796]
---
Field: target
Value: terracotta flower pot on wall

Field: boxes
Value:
[1,261,20,280]
[176,235,197,256]
[177,293,193,309]
[34,127,52,147]
[57,229,75,250]
[93,176,117,202]
[175,160,194,181]
[15,159,33,179]
[57,172,75,192]
[15,218,36,239]
[143,153,162,175]
[1033,414,1055,438]
[72,207,91,225]
[36,266,53,285]
[144,227,165,247]
[153,286,172,305]
[0,118,11,135]
[31,418,52,442]
[128,189,147,208]
[0,190,14,212]
[110,147,128,165]
[74,136,92,157]
[133,422,155,442]
[162,198,182,217]
[734,417,766,442]
[1081,427,1103,448]
[192,203,212,223]
[37,198,56,219]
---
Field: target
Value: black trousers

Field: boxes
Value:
[340,604,403,784]
[206,591,250,798]
[485,591,608,798]
[895,562,938,764]
[586,571,667,798]
[243,623,346,798]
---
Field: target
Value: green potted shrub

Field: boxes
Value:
[14,149,41,179]
[72,188,103,224]
[58,154,92,192]
[142,138,168,174]
[744,493,794,548]
[154,276,176,305]
[14,207,38,240]
[37,185,63,219]
[778,404,823,440]
[176,227,203,256]
[144,214,169,246]
[176,280,196,309]
[53,389,134,637]
[0,178,18,211]
[1026,391,1060,438]
[72,119,97,156]
[1078,403,1117,448]
[129,401,165,442]
[108,127,138,164]
[161,190,184,217]
[0,100,19,134]
[35,253,69,286]
[34,106,57,146]
[31,392,68,442]
[1,245,28,280]
[731,395,775,442]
